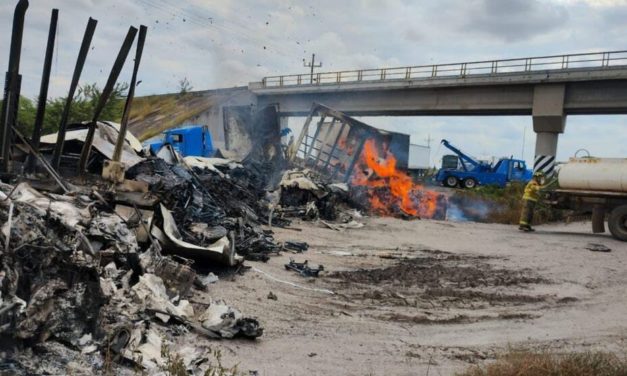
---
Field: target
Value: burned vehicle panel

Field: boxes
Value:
[288,103,410,183]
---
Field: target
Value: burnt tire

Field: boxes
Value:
[608,205,627,241]
[463,178,477,189]
[445,176,459,188]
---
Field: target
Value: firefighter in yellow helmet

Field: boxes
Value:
[519,171,545,232]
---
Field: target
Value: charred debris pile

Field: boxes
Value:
[0,118,434,374]
[0,112,366,375]
[0,1,299,373]
[0,139,360,373]
[0,181,262,374]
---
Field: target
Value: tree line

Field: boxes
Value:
[1,77,195,139]
[0,82,127,138]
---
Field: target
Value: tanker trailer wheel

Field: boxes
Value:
[608,205,627,241]
[463,178,477,189]
[445,176,459,188]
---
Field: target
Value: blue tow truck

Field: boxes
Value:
[148,125,214,157]
[435,139,532,188]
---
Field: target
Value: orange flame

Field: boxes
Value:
[351,139,442,218]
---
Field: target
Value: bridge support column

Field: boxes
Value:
[532,84,565,176]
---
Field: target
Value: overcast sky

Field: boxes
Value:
[1,0,627,165]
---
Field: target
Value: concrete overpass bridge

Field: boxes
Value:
[242,50,627,175]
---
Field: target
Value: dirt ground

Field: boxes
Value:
[192,217,627,376]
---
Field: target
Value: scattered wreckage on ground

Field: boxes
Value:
[0,2,448,373]
[0,109,399,374]
[0,5,279,371]
[0,110,448,373]
[0,134,284,371]
[0,105,446,374]
[0,122,383,374]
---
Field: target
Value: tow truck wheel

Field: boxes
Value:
[463,178,477,189]
[608,205,627,241]
[445,176,458,187]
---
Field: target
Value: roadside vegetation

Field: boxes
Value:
[458,350,627,376]
[160,344,242,376]
[448,183,563,224]
[1,77,200,142]
[128,92,213,141]
[127,77,217,141]
[1,82,126,136]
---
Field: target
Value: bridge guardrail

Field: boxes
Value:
[260,50,627,88]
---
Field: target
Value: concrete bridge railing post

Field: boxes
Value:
[532,84,566,176]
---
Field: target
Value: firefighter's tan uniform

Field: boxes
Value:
[519,178,541,230]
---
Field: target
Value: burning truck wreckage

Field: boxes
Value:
[0,1,448,374]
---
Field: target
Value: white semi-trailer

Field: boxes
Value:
[549,157,627,241]
[407,143,430,177]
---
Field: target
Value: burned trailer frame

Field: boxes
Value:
[288,103,410,183]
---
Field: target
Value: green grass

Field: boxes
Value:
[457,350,627,376]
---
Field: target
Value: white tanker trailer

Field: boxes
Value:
[549,157,627,241]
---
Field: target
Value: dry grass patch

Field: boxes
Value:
[129,93,215,141]
[458,350,627,376]
[449,183,562,225]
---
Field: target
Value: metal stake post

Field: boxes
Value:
[51,17,98,169]
[27,8,58,172]
[0,0,29,173]
[77,26,137,175]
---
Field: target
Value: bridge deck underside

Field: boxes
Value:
[256,79,627,117]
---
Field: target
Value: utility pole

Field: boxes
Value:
[303,53,322,84]
[425,133,433,166]
[425,134,433,148]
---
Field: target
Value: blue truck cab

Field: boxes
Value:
[149,125,214,157]
[435,139,532,188]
